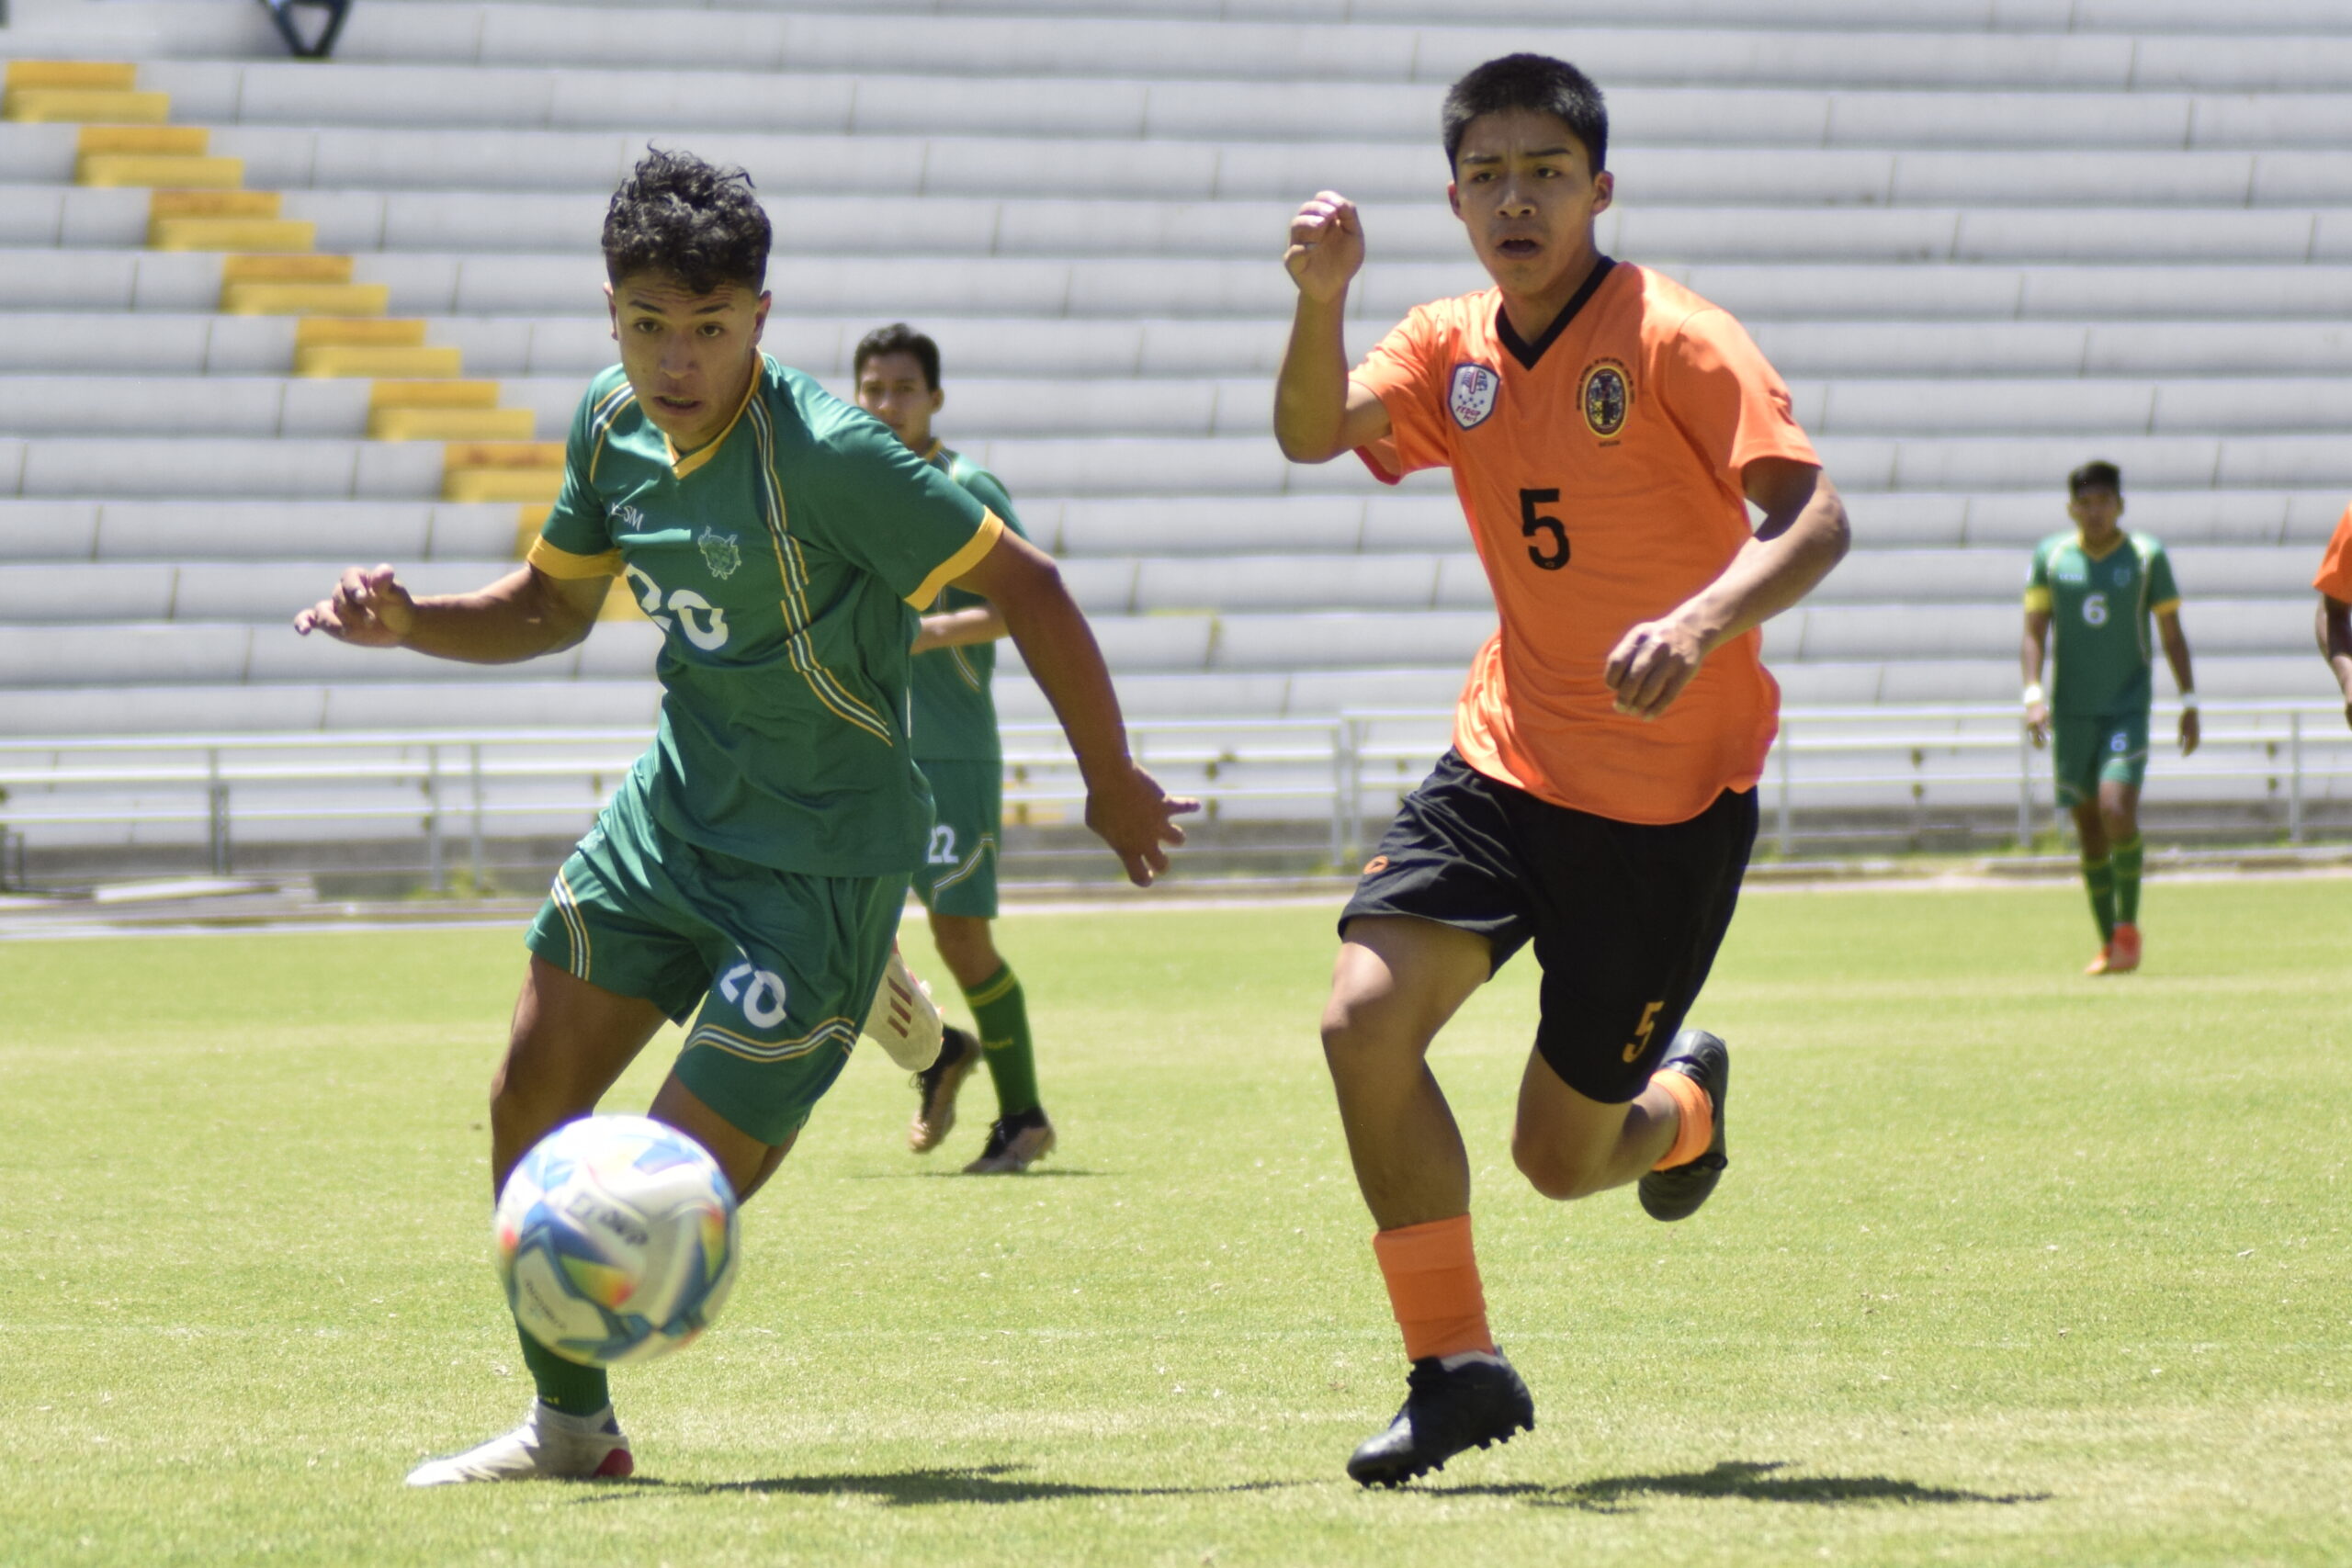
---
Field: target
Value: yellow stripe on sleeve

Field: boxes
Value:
[527,536,624,580]
[2151,597,2182,616]
[908,509,1007,608]
[2022,586,2052,612]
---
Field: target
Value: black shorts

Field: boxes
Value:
[1340,750,1758,1104]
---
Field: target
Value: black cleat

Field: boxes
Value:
[1638,1028,1728,1222]
[963,1105,1056,1174]
[1346,1353,1534,1488]
[908,1025,979,1153]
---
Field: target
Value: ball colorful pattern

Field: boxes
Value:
[493,1115,741,1368]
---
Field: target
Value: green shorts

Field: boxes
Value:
[2052,709,2150,807]
[526,782,910,1145]
[911,757,1001,919]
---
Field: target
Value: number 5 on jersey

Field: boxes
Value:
[1521,489,1569,570]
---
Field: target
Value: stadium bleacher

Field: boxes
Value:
[2,0,2350,863]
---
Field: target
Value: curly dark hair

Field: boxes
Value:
[1442,54,1608,175]
[602,148,770,295]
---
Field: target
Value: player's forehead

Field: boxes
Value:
[1453,107,1593,174]
[858,351,930,385]
[613,271,758,317]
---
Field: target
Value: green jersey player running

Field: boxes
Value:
[294,151,1193,1485]
[853,321,1056,1174]
[2023,460,2199,976]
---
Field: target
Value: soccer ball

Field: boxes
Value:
[493,1115,741,1368]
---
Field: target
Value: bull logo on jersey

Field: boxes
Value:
[1581,359,1631,438]
[1447,363,1500,429]
[698,527,741,581]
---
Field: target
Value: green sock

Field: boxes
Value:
[964,962,1041,1118]
[519,1323,609,1416]
[2112,835,2144,927]
[2081,854,2116,942]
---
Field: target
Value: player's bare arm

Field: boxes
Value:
[1603,457,1850,720]
[2156,606,2199,755]
[2023,608,2053,744]
[951,530,1199,886]
[293,562,608,662]
[1274,191,1392,463]
[2318,594,2352,728]
[911,604,1008,655]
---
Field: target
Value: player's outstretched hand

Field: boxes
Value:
[2178,706,2201,757]
[1082,759,1200,888]
[1284,190,1365,303]
[2026,701,2052,748]
[1604,616,1709,721]
[293,564,416,647]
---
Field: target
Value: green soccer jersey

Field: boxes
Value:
[530,357,1007,877]
[909,444,1026,764]
[2025,531,2181,716]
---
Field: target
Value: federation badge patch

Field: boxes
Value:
[698,527,741,581]
[1581,359,1630,438]
[1447,363,1500,429]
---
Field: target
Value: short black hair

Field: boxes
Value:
[1442,53,1608,175]
[602,148,769,296]
[854,321,942,390]
[2068,459,2123,496]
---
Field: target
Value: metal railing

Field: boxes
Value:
[0,699,2346,887]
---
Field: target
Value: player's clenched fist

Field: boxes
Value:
[1604,616,1710,721]
[294,564,416,647]
[1284,190,1365,302]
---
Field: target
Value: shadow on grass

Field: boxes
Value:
[847,1168,1103,1180]
[1441,1461,2049,1513]
[572,1463,1297,1507]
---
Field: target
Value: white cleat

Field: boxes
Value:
[405,1402,633,1487]
[863,944,944,1072]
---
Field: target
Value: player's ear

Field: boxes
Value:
[1446,180,1463,220]
[751,290,771,344]
[1591,169,1614,216]
[928,385,944,414]
[603,282,617,341]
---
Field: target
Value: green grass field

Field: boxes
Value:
[3,876,2348,1566]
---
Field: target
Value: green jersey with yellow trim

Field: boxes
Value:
[2025,531,2180,716]
[909,446,1026,763]
[530,357,1004,876]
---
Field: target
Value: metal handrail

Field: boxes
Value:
[0,699,2346,886]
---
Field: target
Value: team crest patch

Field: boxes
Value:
[1447,363,1501,429]
[1581,359,1631,438]
[698,527,741,581]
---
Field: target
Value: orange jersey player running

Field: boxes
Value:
[2314,503,2352,730]
[1273,53,1849,1487]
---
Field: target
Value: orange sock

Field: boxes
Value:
[1371,1213,1493,1362]
[1650,1067,1713,1170]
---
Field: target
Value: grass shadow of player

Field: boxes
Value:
[571,1463,1299,1507]
[847,1168,1103,1179]
[1439,1460,2049,1513]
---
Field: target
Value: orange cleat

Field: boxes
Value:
[2084,942,2113,976]
[2107,923,2142,973]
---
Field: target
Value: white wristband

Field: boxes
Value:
[2179,692,2199,711]
[2022,682,2045,707]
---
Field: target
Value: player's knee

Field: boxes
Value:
[1510,1129,1600,1201]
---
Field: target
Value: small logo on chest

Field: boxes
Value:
[1448,363,1501,429]
[1580,359,1631,438]
[698,527,742,581]
[2111,565,2133,587]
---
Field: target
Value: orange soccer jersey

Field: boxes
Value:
[2315,505,2352,601]
[1353,261,1821,826]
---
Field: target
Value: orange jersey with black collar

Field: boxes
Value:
[1351,260,1820,826]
